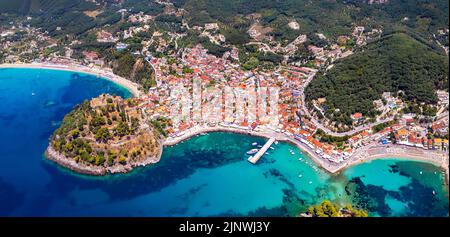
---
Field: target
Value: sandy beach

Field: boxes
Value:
[0,63,141,97]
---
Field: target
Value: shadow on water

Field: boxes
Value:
[0,178,26,215]
[344,161,449,217]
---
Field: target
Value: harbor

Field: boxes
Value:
[248,137,276,164]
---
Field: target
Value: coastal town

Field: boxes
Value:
[1,0,450,221]
[0,1,449,178]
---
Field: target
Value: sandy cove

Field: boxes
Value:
[164,125,449,183]
[0,63,141,97]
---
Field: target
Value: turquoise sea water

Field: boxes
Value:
[0,68,448,217]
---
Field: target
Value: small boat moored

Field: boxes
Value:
[246,148,259,155]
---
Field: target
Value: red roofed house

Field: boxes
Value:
[351,112,364,125]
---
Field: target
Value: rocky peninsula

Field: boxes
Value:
[46,94,162,175]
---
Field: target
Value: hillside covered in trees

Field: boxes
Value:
[0,0,164,36]
[302,200,368,217]
[48,94,162,175]
[2,0,448,43]
[305,33,449,124]
[173,0,449,43]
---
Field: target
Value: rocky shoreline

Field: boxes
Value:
[45,141,163,176]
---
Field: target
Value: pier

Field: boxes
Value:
[248,137,276,164]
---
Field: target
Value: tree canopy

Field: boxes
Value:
[305,33,449,124]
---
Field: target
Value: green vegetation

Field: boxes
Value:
[0,0,164,36]
[306,200,368,217]
[108,52,156,91]
[50,95,160,169]
[150,117,171,137]
[3,0,448,43]
[314,129,350,147]
[175,0,449,44]
[307,200,340,217]
[238,44,284,70]
[305,33,449,125]
[372,121,395,133]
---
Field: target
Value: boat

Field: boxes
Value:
[246,149,259,155]
[432,190,436,195]
[308,181,312,184]
[252,142,258,146]
[257,145,263,148]
[298,174,302,178]
[31,92,36,96]
[274,141,278,144]
[270,147,274,150]
[420,171,423,175]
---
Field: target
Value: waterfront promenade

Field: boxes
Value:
[163,124,449,182]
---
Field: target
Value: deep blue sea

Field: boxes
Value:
[0,68,448,217]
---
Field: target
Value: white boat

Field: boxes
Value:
[31,92,36,96]
[308,181,312,184]
[270,147,274,150]
[246,149,259,155]
[298,174,302,178]
[420,171,423,175]
[252,142,258,146]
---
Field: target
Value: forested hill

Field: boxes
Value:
[173,0,449,42]
[0,0,164,36]
[305,33,449,125]
[1,0,448,41]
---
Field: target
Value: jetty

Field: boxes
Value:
[248,137,276,164]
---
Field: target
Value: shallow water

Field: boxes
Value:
[0,68,448,217]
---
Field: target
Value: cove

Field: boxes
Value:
[0,68,448,217]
